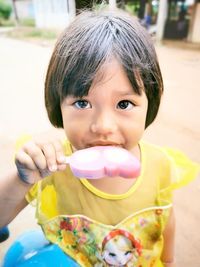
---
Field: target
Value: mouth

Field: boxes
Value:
[87,141,122,147]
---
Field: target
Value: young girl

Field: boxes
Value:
[0,8,199,267]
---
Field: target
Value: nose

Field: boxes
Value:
[90,110,117,135]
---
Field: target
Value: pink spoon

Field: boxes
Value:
[65,146,141,179]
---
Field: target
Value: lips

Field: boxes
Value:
[87,141,122,147]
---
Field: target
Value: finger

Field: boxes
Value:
[52,139,66,164]
[15,150,38,184]
[57,164,67,171]
[15,149,37,171]
[39,169,52,178]
[39,142,58,172]
[22,141,48,171]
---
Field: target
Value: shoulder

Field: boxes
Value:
[141,141,175,190]
[141,141,172,166]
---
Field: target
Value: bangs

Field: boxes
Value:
[45,9,163,128]
[56,11,154,101]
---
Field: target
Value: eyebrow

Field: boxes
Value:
[113,89,139,96]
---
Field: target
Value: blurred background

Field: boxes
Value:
[0,0,200,266]
[0,0,200,42]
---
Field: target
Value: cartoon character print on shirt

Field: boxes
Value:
[42,206,170,267]
[101,229,142,267]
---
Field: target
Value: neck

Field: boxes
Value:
[88,176,137,195]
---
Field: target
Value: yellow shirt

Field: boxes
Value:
[23,139,199,267]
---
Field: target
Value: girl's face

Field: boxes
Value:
[102,236,135,266]
[61,59,148,156]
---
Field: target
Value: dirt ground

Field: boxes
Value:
[0,35,200,266]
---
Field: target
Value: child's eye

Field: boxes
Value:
[117,100,134,110]
[73,100,91,109]
[125,250,132,255]
[109,252,116,257]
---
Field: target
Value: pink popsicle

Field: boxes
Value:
[65,146,141,179]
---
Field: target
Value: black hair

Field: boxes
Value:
[45,8,163,128]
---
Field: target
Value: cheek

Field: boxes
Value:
[123,119,145,137]
[103,253,117,265]
[62,109,90,128]
[62,117,88,149]
[61,116,79,143]
[122,124,145,150]
[62,110,79,131]
[125,252,133,261]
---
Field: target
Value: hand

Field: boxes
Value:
[15,133,66,184]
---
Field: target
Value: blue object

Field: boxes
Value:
[0,226,9,242]
[2,229,80,267]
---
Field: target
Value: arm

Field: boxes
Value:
[0,132,66,228]
[0,168,30,227]
[161,207,176,267]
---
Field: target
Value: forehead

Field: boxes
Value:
[90,57,143,94]
[106,236,132,250]
[92,58,124,84]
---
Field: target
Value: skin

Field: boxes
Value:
[61,59,148,194]
[61,60,148,152]
[161,208,176,267]
[0,59,175,265]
